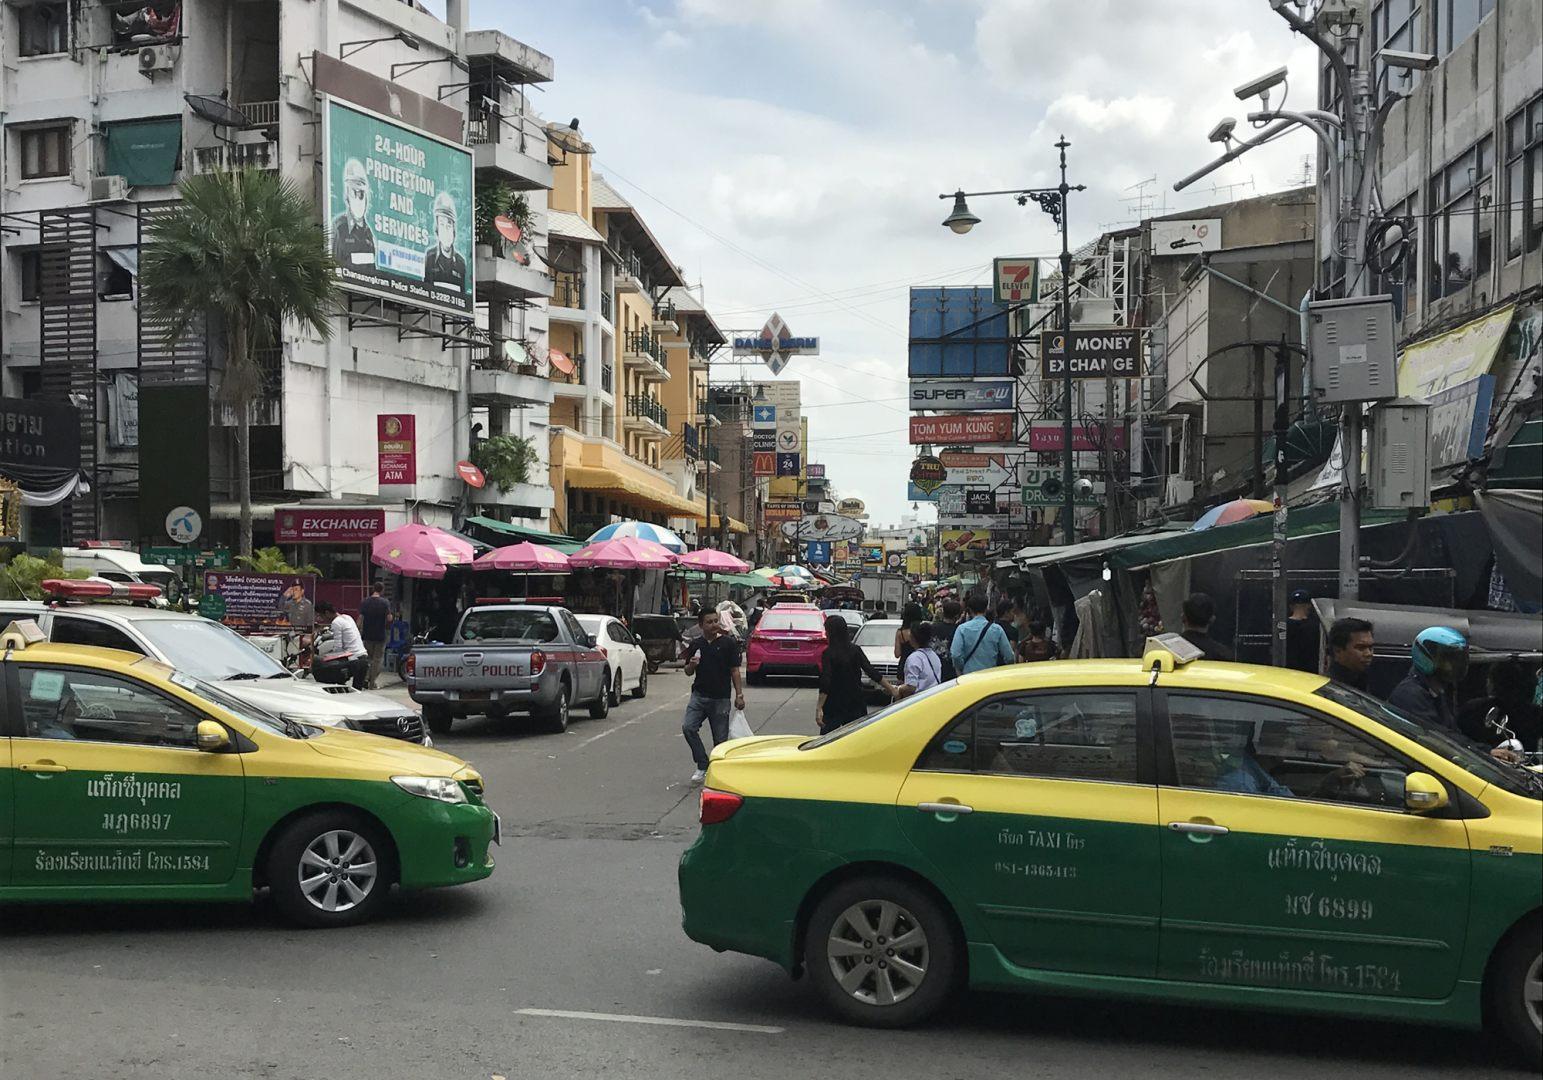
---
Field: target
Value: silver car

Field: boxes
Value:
[0,600,431,744]
[853,618,902,698]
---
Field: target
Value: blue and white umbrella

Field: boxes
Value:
[775,563,815,582]
[586,520,687,554]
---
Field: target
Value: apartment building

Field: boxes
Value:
[544,147,714,539]
[1,0,560,545]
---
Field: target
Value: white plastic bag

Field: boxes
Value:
[726,707,753,741]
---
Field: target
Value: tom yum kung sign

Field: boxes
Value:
[909,412,1014,445]
[1040,328,1143,379]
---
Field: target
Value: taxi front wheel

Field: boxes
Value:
[268,811,393,928]
[804,876,959,1028]
[1492,917,1542,1067]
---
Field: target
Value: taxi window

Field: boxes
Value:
[917,691,1140,783]
[17,665,201,749]
[1166,693,1407,810]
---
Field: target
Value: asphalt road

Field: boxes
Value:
[0,669,1529,1079]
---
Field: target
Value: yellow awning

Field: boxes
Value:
[564,466,705,518]
[1398,303,1515,399]
[707,513,749,534]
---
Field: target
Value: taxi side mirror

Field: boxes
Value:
[196,720,232,753]
[1404,771,1448,813]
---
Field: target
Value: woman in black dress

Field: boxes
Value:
[818,616,898,735]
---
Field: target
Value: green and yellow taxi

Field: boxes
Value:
[0,626,497,927]
[679,639,1543,1062]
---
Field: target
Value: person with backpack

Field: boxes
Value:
[931,599,962,681]
[950,589,1015,675]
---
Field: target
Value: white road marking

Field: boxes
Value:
[514,1008,784,1035]
[570,693,686,751]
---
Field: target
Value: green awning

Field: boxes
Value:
[669,570,767,588]
[105,118,183,188]
[1485,417,1542,489]
[1108,502,1407,571]
[463,515,582,553]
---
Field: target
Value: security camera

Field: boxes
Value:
[1234,66,1289,102]
[1208,117,1237,144]
[1073,477,1094,496]
[1379,48,1438,71]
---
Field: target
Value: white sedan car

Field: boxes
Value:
[576,614,649,706]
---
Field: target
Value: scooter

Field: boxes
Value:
[1485,707,1543,767]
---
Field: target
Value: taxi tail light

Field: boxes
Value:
[530,650,547,676]
[699,788,743,825]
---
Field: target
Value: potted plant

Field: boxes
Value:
[474,182,533,258]
[469,433,539,491]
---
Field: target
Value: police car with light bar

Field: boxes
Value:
[0,580,433,746]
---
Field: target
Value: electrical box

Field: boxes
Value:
[1368,398,1430,510]
[1308,294,1398,403]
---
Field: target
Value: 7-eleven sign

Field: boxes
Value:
[993,257,1040,304]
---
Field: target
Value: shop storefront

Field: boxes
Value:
[274,505,402,617]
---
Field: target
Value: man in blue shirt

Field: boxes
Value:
[950,590,1015,675]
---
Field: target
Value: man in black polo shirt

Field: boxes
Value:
[681,608,746,783]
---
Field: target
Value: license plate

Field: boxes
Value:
[781,641,801,650]
[491,812,502,846]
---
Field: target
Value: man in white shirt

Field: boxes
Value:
[315,600,369,689]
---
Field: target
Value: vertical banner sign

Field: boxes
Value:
[324,97,475,317]
[377,414,417,485]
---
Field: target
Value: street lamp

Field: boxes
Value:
[939,137,1086,545]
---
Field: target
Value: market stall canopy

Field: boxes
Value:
[1310,598,1542,659]
[670,569,766,588]
[463,515,581,553]
[586,520,687,554]
[473,542,572,572]
[1108,503,1406,571]
[568,537,676,569]
[676,548,751,574]
[1017,529,1188,569]
[371,524,474,579]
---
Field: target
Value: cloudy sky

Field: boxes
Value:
[492,0,1322,527]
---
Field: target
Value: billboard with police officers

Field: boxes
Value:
[323,97,474,317]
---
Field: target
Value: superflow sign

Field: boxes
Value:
[993,257,1040,304]
[1040,327,1143,379]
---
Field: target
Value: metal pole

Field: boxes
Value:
[1057,137,1075,546]
[1337,23,1374,601]
[1271,339,1291,667]
[1252,343,1267,500]
[702,354,713,549]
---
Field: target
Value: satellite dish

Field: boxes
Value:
[494,215,521,244]
[547,348,575,376]
[545,122,594,156]
[502,340,529,365]
[184,93,252,129]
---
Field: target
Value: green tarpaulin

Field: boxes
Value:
[105,118,182,188]
[1107,502,1407,570]
[1486,417,1542,489]
[464,515,581,553]
[669,570,767,588]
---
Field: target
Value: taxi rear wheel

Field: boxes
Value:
[268,812,392,928]
[804,876,958,1028]
[1493,918,1543,1067]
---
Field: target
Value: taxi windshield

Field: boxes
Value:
[800,681,954,749]
[1315,681,1540,799]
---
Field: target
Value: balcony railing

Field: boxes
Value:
[625,329,666,366]
[551,271,583,310]
[237,100,280,128]
[193,140,278,174]
[466,106,544,156]
[601,363,613,393]
[599,289,613,320]
[653,302,677,324]
[626,394,668,430]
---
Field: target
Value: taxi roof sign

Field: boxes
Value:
[1142,633,1205,673]
[1,618,47,651]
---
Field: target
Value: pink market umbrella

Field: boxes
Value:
[568,536,676,570]
[1190,498,1273,531]
[676,548,751,574]
[371,524,474,579]
[473,542,572,572]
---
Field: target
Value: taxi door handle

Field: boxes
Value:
[1168,821,1228,836]
[20,762,68,774]
[917,802,973,816]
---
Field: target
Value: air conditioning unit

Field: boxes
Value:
[1163,476,1195,506]
[90,175,130,203]
[138,45,178,74]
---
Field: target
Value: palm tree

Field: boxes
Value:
[139,169,336,556]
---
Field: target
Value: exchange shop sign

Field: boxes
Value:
[377,413,417,485]
[324,97,475,318]
[202,571,318,633]
[909,412,1014,445]
[1040,327,1143,379]
[908,379,1014,412]
[275,508,386,543]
